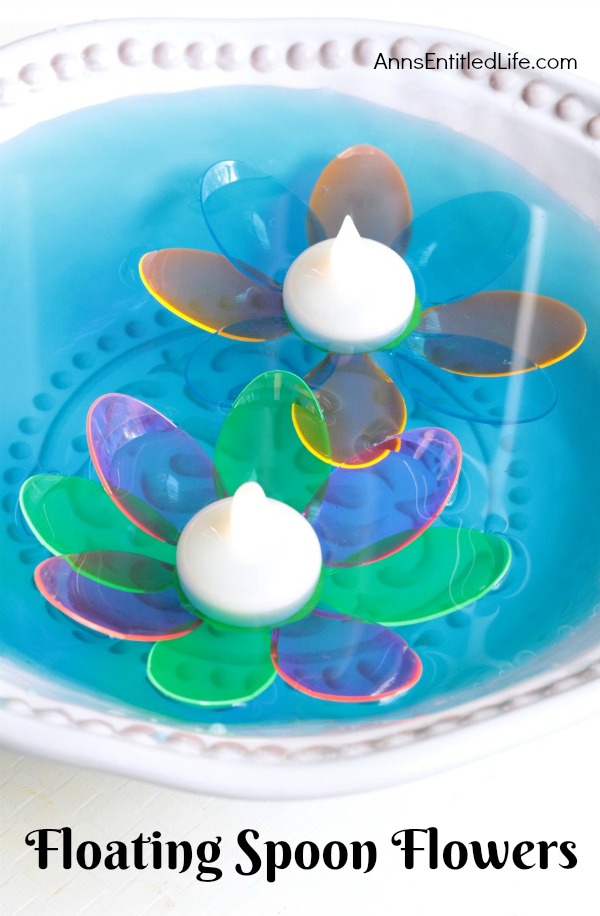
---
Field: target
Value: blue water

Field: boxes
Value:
[1,86,599,731]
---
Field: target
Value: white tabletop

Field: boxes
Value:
[2,2,598,913]
[2,715,598,914]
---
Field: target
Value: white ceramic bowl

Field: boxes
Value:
[1,19,599,799]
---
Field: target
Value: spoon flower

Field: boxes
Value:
[140,145,586,467]
[21,373,511,707]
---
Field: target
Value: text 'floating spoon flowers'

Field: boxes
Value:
[140,145,586,463]
[20,375,511,707]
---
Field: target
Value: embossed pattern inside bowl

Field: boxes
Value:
[1,19,599,798]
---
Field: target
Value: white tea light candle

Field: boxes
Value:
[283,215,416,353]
[176,482,322,628]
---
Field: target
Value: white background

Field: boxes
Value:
[1,1,598,914]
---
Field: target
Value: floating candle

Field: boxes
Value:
[176,482,323,628]
[282,215,416,353]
